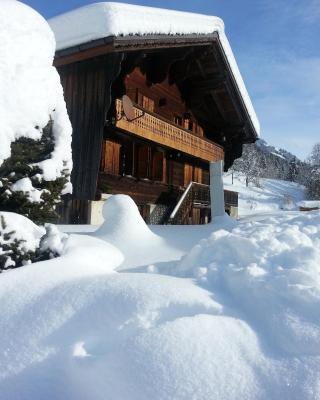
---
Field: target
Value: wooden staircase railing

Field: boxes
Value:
[168,183,238,225]
[168,182,210,225]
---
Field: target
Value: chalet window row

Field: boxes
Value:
[100,139,209,187]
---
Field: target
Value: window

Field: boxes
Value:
[183,118,193,132]
[137,92,155,112]
[120,142,134,176]
[174,115,183,126]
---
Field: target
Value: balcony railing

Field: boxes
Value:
[115,99,224,162]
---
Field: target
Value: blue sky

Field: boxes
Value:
[23,0,320,160]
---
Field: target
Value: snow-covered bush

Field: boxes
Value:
[0,1,72,224]
[0,212,43,271]
[0,212,67,273]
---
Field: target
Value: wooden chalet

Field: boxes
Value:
[50,3,259,224]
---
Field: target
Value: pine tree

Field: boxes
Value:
[308,143,320,167]
[0,121,69,225]
[304,143,320,199]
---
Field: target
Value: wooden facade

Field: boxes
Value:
[55,33,257,224]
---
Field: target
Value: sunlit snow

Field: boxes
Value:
[1,195,320,400]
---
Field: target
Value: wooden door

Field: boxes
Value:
[152,151,164,182]
[202,169,209,185]
[137,145,151,179]
[167,160,184,186]
[184,163,193,186]
[194,167,202,183]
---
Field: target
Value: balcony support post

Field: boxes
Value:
[210,160,225,218]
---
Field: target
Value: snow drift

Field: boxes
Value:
[94,195,182,268]
[1,200,320,399]
[0,0,72,183]
[177,212,320,357]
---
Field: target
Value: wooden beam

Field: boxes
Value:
[54,34,217,67]
[54,43,115,67]
[188,74,226,95]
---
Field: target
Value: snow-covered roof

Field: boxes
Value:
[49,2,260,136]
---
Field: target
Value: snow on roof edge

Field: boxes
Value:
[49,2,260,136]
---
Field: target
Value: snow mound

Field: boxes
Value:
[49,2,259,135]
[0,268,264,400]
[0,0,72,184]
[298,200,320,208]
[97,194,157,243]
[1,209,320,398]
[177,211,320,356]
[94,195,181,268]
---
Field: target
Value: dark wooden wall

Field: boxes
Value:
[99,133,209,194]
[125,68,203,136]
[58,52,123,199]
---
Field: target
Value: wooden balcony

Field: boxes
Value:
[115,99,224,162]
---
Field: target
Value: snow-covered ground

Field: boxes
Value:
[224,172,306,216]
[1,195,320,400]
[1,1,318,399]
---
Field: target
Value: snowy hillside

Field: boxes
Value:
[1,196,320,400]
[256,139,297,162]
[224,172,306,216]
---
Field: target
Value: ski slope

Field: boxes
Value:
[224,173,306,216]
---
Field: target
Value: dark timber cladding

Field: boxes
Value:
[59,52,123,199]
[55,33,258,200]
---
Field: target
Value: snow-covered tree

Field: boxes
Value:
[0,122,69,224]
[305,143,320,199]
[233,144,261,186]
[308,142,320,167]
[0,1,72,225]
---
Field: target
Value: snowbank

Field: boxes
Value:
[49,2,259,135]
[94,195,182,268]
[177,211,320,357]
[298,200,320,208]
[1,202,320,398]
[0,211,320,400]
[0,1,72,184]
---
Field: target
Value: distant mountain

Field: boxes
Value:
[256,139,299,163]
